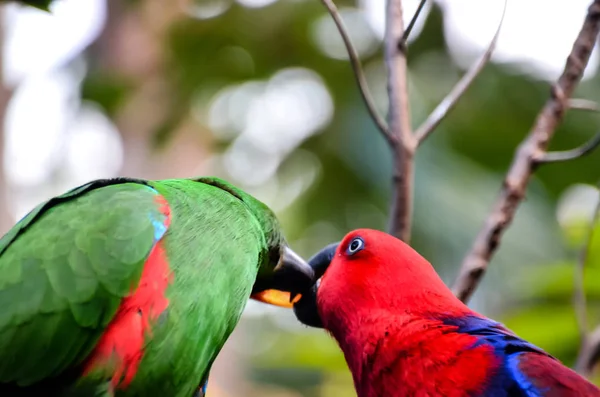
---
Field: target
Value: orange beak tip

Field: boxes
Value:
[251,290,302,308]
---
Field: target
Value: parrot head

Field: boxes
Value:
[237,196,317,308]
[250,233,316,309]
[248,209,316,308]
[244,201,316,309]
[195,177,316,308]
[293,228,459,328]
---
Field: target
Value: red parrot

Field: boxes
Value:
[293,229,600,397]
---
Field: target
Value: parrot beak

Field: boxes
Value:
[251,246,316,308]
[292,242,339,328]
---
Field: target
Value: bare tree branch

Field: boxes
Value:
[319,0,393,145]
[570,98,600,112]
[414,0,507,146]
[386,0,416,242]
[537,97,600,163]
[400,0,427,48]
[577,324,600,376]
[452,0,600,303]
[574,192,600,344]
[537,131,600,164]
[574,188,600,376]
[535,98,600,163]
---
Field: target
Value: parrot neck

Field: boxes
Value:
[321,273,479,397]
[321,256,473,345]
[326,306,494,397]
[316,235,493,396]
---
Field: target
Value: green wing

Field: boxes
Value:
[0,178,169,387]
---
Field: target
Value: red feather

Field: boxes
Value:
[517,352,600,396]
[83,195,172,389]
[154,195,171,228]
[315,228,600,397]
[83,242,172,389]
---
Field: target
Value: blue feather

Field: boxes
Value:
[149,217,168,242]
[442,315,553,396]
[142,186,169,243]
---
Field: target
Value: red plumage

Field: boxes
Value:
[516,353,600,396]
[310,228,600,397]
[83,242,172,389]
[83,196,172,389]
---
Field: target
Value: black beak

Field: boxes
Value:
[293,242,339,328]
[251,246,316,308]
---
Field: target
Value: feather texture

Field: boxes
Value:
[302,229,600,397]
[0,177,289,396]
[443,315,600,396]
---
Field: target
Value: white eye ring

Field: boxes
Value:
[347,237,365,255]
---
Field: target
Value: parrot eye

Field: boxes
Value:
[346,237,365,255]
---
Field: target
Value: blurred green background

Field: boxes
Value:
[1,0,600,395]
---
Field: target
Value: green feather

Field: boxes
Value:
[0,179,167,387]
[0,177,289,397]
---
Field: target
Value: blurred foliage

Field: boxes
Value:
[4,0,600,394]
[81,73,134,119]
[4,0,53,11]
[502,194,600,370]
[82,0,600,393]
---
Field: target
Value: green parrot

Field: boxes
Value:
[0,176,315,396]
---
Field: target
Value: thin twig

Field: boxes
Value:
[574,188,600,376]
[414,0,507,146]
[452,0,600,303]
[570,98,600,112]
[537,131,600,164]
[537,98,600,164]
[577,324,600,376]
[400,0,428,49]
[574,191,600,346]
[385,0,415,242]
[319,0,393,145]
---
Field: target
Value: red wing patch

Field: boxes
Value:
[83,241,172,389]
[516,353,600,396]
[154,195,171,228]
